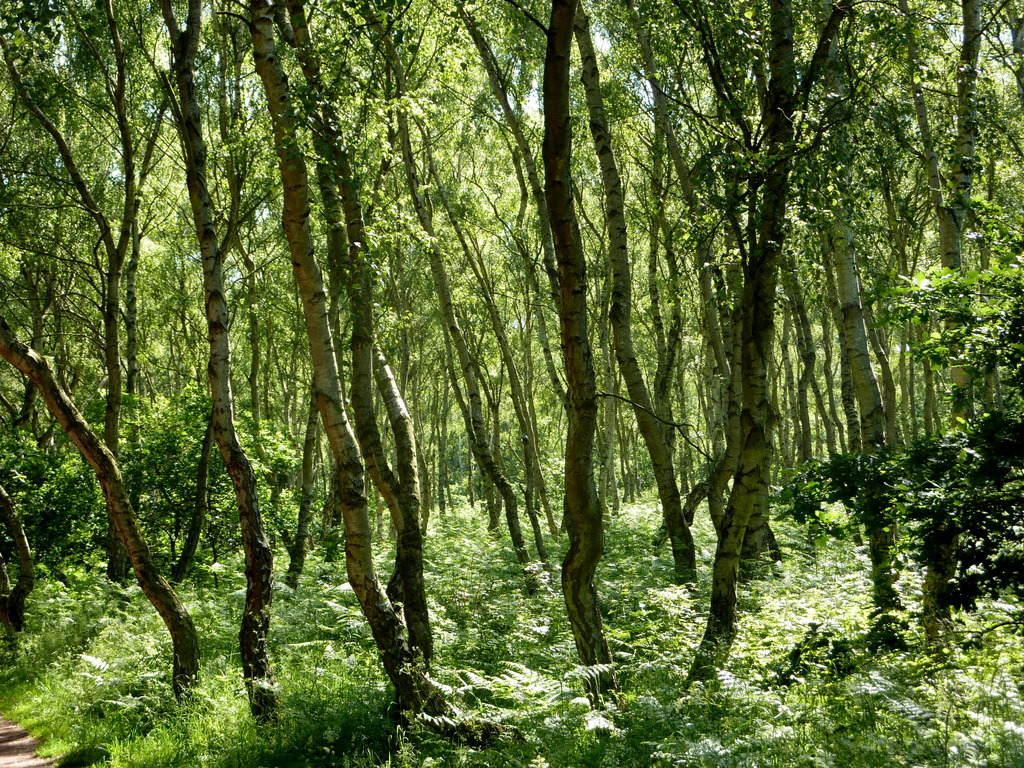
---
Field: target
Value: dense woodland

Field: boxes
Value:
[0,0,1023,765]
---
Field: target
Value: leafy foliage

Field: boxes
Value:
[119,387,233,571]
[0,428,104,565]
[782,411,1024,613]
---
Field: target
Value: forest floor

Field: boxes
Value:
[0,718,53,768]
[0,500,1022,767]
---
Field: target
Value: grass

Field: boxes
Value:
[1,499,1022,767]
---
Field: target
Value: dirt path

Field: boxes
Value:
[0,718,54,768]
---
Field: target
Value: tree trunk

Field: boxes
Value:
[599,282,620,519]
[780,303,802,466]
[820,308,848,453]
[429,152,550,572]
[864,311,901,446]
[161,0,278,721]
[0,482,34,634]
[827,269,863,454]
[828,203,887,453]
[393,104,534,582]
[0,318,200,697]
[459,6,561,315]
[373,347,433,662]
[125,223,141,399]
[687,0,848,681]
[782,254,834,457]
[899,0,981,641]
[171,412,213,583]
[248,1,452,721]
[273,0,435,662]
[543,0,617,701]
[575,12,694,582]
[286,387,319,590]
[437,380,451,519]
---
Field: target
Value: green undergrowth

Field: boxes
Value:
[1,502,1022,767]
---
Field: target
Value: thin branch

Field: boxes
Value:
[799,0,852,110]
[498,0,548,36]
[216,10,252,30]
[597,390,712,460]
[966,619,1024,640]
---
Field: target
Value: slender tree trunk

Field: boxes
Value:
[827,188,887,453]
[781,300,807,465]
[520,433,550,568]
[125,223,141,399]
[161,0,278,721]
[782,254,833,458]
[430,156,550,572]
[827,269,863,454]
[0,482,33,634]
[287,387,319,590]
[600,283,620,519]
[2,9,146,586]
[900,0,981,641]
[373,347,433,661]
[820,308,848,453]
[394,105,533,580]
[248,1,452,721]
[459,6,561,314]
[864,312,901,446]
[1012,11,1024,110]
[923,339,937,437]
[575,12,694,582]
[544,0,618,700]
[688,0,847,681]
[437,379,450,519]
[520,307,560,535]
[171,412,213,583]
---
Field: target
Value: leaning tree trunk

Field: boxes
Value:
[160,0,278,721]
[372,346,433,661]
[430,156,552,570]
[273,0,434,663]
[820,34,900,615]
[629,0,744,542]
[0,317,200,697]
[396,118,534,582]
[575,13,695,582]
[543,0,618,700]
[1,28,136,585]
[376,17,534,573]
[0,482,34,634]
[459,5,561,321]
[827,203,902,619]
[1012,11,1024,111]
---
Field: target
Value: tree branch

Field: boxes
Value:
[799,0,852,109]
[597,390,712,460]
[498,0,549,36]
